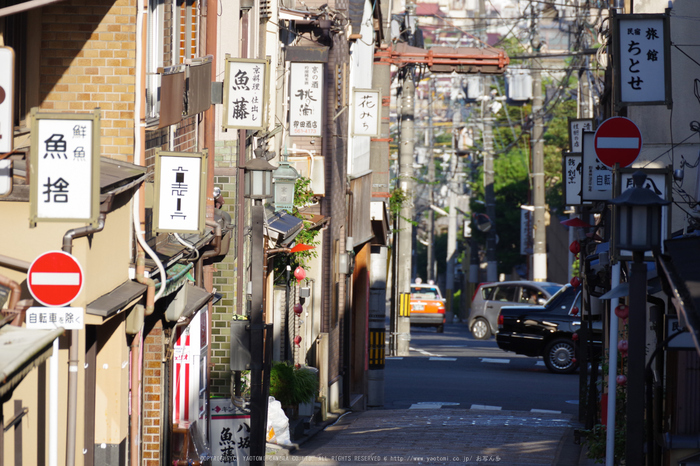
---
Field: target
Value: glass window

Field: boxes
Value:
[492,285,517,302]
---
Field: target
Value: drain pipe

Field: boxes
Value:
[194,219,222,286]
[0,274,22,319]
[62,211,107,466]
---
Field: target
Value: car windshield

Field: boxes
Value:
[541,284,565,296]
[411,287,440,299]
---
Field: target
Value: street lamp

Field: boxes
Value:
[244,152,275,466]
[609,170,670,466]
[272,159,300,212]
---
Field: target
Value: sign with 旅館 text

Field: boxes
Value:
[29,108,100,227]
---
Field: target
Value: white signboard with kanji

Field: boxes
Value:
[615,14,670,107]
[210,398,250,466]
[351,89,380,137]
[30,109,100,227]
[581,131,613,202]
[0,47,14,154]
[563,153,582,206]
[26,307,84,330]
[289,62,324,137]
[568,118,593,153]
[153,150,207,235]
[223,58,268,130]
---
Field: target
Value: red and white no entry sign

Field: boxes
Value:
[28,251,84,307]
[594,117,642,168]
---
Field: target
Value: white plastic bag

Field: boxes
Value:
[266,396,292,445]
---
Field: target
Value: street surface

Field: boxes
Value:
[265,322,583,465]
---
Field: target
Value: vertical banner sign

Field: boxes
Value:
[0,47,14,154]
[153,150,207,235]
[614,14,671,107]
[351,89,381,137]
[563,152,583,206]
[210,398,250,466]
[568,118,593,153]
[581,131,613,202]
[223,58,268,130]
[30,109,100,227]
[520,207,533,255]
[289,62,324,137]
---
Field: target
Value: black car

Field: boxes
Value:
[496,284,596,374]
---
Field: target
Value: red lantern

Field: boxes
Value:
[614,304,629,320]
[294,335,302,346]
[293,303,303,315]
[571,306,579,316]
[616,374,627,386]
[572,333,579,341]
[569,240,581,255]
[294,266,306,282]
[617,339,629,353]
[570,276,581,288]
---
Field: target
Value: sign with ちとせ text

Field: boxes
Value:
[29,109,100,227]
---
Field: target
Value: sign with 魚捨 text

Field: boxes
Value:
[30,109,100,227]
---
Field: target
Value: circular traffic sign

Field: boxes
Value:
[594,117,642,168]
[27,251,84,307]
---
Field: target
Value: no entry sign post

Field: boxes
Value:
[594,117,643,168]
[27,251,84,307]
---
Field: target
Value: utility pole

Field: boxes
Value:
[530,5,547,282]
[396,64,415,356]
[427,76,435,283]
[445,88,459,319]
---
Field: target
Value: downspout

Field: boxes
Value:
[62,208,107,466]
[0,274,22,319]
[194,219,222,286]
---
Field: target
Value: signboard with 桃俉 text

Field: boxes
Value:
[289,62,324,137]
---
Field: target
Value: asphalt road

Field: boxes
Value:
[384,322,580,416]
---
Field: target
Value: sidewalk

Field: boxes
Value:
[265,407,599,465]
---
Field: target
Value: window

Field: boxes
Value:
[492,285,517,302]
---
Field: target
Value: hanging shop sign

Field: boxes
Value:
[581,131,613,202]
[222,57,269,130]
[289,62,324,137]
[351,88,381,137]
[613,13,671,109]
[563,152,583,206]
[29,108,100,227]
[153,150,207,235]
[568,118,593,154]
[0,47,14,154]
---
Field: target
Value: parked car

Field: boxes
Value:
[496,284,600,374]
[410,281,446,333]
[467,280,564,340]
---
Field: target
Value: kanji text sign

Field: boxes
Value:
[289,62,324,137]
[581,131,613,202]
[568,118,593,153]
[614,14,670,106]
[351,89,381,137]
[0,47,14,154]
[26,307,84,330]
[563,153,582,206]
[223,58,268,130]
[153,150,207,234]
[27,250,84,307]
[30,109,100,227]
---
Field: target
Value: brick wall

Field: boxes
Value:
[41,0,138,163]
[142,321,164,465]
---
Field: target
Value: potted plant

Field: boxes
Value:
[269,361,319,419]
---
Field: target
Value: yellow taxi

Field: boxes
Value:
[410,279,446,333]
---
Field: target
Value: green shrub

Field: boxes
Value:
[269,361,319,407]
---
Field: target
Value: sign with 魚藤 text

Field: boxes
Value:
[27,250,84,307]
[153,150,207,235]
[351,89,380,137]
[210,398,250,466]
[581,131,613,202]
[223,58,268,130]
[614,13,671,108]
[563,152,583,206]
[289,62,324,137]
[29,109,100,227]
[0,47,14,154]
[568,118,593,153]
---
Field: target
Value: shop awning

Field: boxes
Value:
[0,325,64,397]
[87,280,148,318]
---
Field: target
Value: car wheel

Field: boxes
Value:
[470,318,491,340]
[436,324,444,333]
[543,338,578,374]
